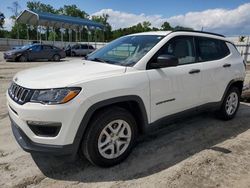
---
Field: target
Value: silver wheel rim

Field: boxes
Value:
[225,92,238,115]
[98,119,132,159]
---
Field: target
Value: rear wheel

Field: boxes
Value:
[53,54,60,61]
[217,87,240,120]
[81,107,137,167]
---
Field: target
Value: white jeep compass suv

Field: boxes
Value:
[7,30,245,167]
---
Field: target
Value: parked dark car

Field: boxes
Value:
[65,44,95,56]
[4,44,66,62]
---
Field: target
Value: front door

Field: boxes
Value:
[28,45,43,60]
[147,36,203,123]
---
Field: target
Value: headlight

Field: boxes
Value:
[7,52,13,55]
[30,87,81,105]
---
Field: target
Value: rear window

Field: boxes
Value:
[196,37,230,62]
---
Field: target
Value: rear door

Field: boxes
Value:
[195,37,231,103]
[147,36,203,122]
[81,45,89,56]
[42,45,54,59]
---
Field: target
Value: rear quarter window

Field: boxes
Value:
[196,37,230,62]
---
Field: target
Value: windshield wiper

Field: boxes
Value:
[88,57,110,64]
[87,57,122,66]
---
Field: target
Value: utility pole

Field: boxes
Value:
[244,36,249,63]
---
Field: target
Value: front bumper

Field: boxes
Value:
[4,53,16,61]
[7,88,92,154]
[10,115,74,155]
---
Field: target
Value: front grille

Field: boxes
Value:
[8,82,33,105]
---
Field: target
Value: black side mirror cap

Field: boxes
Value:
[150,55,179,69]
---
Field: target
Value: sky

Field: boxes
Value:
[1,0,250,35]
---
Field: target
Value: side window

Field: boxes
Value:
[74,45,80,49]
[30,45,42,52]
[157,36,196,65]
[43,45,52,50]
[196,37,230,61]
[82,45,88,49]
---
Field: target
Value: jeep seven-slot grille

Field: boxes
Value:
[8,82,33,105]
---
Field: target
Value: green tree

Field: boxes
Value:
[27,1,56,13]
[7,1,21,20]
[161,21,173,30]
[0,12,5,28]
[48,31,57,41]
[142,21,151,31]
[58,5,89,18]
[92,14,112,41]
[8,1,27,39]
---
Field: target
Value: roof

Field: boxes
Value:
[16,9,105,30]
[129,30,227,41]
[129,31,172,36]
[172,30,225,38]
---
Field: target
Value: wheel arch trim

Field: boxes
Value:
[71,95,149,153]
[221,79,244,102]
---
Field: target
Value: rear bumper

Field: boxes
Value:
[10,115,75,156]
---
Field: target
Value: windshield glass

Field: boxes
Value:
[21,44,32,50]
[86,35,164,66]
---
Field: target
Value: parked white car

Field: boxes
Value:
[70,44,95,56]
[7,30,245,167]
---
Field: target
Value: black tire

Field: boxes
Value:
[216,87,240,120]
[81,107,137,167]
[18,55,27,62]
[53,54,60,61]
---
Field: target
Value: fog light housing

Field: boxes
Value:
[27,121,61,137]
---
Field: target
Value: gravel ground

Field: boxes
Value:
[1,53,250,188]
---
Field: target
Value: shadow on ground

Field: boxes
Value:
[31,104,250,183]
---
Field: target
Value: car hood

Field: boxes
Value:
[5,49,24,54]
[13,59,126,89]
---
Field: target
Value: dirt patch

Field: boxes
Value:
[0,150,8,158]
[13,175,46,188]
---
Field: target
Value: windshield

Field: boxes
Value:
[86,35,164,66]
[21,44,32,50]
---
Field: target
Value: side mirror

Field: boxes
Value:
[150,55,178,69]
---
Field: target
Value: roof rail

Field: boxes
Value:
[172,29,225,38]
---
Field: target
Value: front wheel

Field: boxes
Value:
[18,55,27,62]
[217,87,240,120]
[81,107,137,167]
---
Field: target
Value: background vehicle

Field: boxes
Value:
[7,30,245,167]
[4,44,66,62]
[67,44,95,56]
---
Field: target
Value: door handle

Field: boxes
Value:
[223,63,231,68]
[189,69,200,74]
